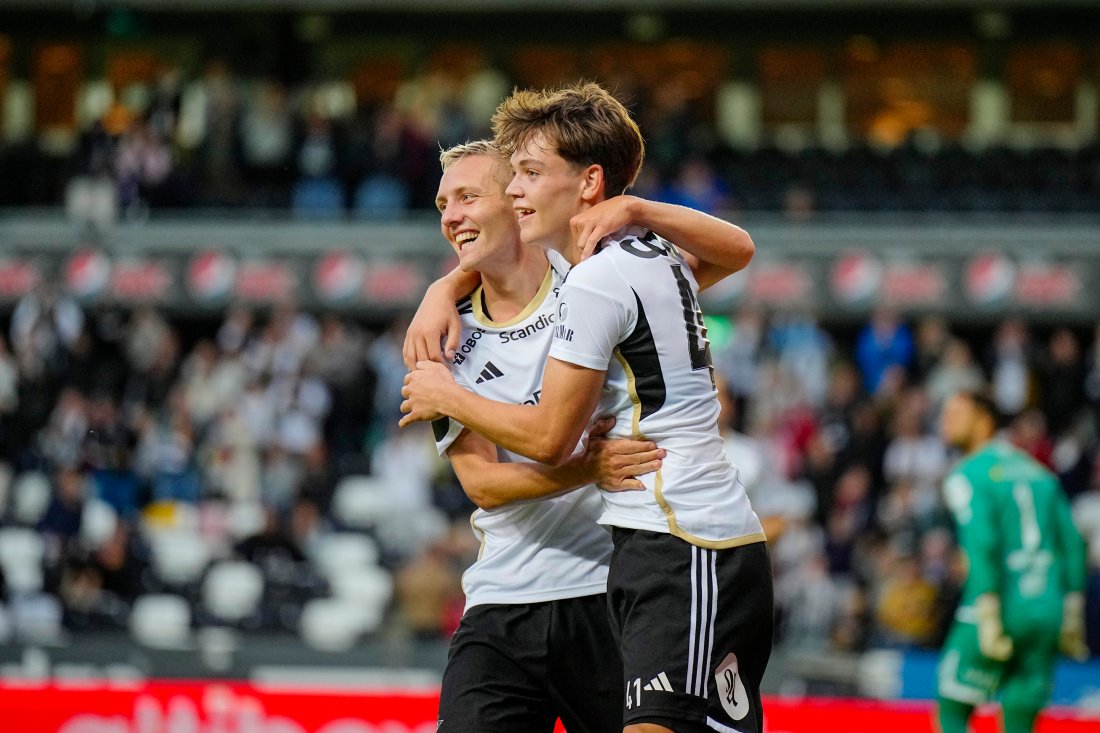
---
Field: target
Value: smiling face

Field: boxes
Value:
[506,132,591,254]
[435,154,520,274]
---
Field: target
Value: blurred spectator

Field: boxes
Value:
[988,318,1035,419]
[873,551,937,648]
[239,82,294,206]
[10,285,84,381]
[925,338,984,411]
[714,307,765,431]
[135,388,201,504]
[38,466,87,543]
[1039,328,1087,437]
[394,540,463,640]
[882,391,947,511]
[658,158,730,214]
[770,313,832,409]
[1008,408,1055,469]
[83,394,139,518]
[855,309,914,394]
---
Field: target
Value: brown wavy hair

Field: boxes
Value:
[491,82,645,197]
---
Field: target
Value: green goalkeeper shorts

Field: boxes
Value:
[937,609,1059,712]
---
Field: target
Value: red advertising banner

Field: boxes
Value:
[0,683,1096,733]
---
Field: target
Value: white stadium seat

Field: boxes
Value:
[131,594,191,649]
[0,527,45,594]
[202,561,265,622]
[80,498,119,549]
[331,475,392,529]
[299,598,385,653]
[12,471,51,525]
[148,529,211,585]
[313,532,380,579]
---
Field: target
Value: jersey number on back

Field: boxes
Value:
[622,233,715,387]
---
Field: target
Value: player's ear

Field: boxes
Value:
[580,164,605,203]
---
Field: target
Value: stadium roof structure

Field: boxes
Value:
[3,0,1097,10]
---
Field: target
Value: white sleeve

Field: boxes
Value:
[548,279,632,370]
[432,370,474,457]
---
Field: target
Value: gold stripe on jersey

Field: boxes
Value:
[471,264,554,328]
[612,347,643,437]
[615,345,767,550]
[653,467,768,550]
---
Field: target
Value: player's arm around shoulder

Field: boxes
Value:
[402,267,481,368]
[571,195,753,291]
[446,419,662,510]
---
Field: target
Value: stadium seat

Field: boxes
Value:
[80,498,118,549]
[331,475,392,529]
[291,177,345,220]
[299,597,385,652]
[352,175,409,219]
[147,529,211,586]
[9,593,63,643]
[227,501,266,540]
[327,564,393,613]
[313,532,381,578]
[202,561,265,623]
[373,505,448,559]
[0,528,45,595]
[130,594,192,649]
[11,471,51,525]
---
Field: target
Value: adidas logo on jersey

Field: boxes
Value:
[475,361,504,383]
[642,672,674,692]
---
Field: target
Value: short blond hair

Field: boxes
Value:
[439,140,511,188]
[491,82,644,197]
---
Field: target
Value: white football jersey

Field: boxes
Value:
[434,260,611,611]
[548,225,765,549]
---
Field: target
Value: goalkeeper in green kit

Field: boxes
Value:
[936,390,1089,733]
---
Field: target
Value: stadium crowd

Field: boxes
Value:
[2,52,1099,221]
[0,284,1098,657]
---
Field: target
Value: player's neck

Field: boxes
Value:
[479,251,548,322]
[552,198,605,267]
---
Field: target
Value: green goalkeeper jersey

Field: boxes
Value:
[942,440,1086,619]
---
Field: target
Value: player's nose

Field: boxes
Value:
[505,173,522,199]
[440,206,462,228]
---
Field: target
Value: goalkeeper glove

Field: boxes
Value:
[975,593,1013,661]
[1059,592,1089,661]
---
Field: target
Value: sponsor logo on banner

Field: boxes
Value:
[110,259,172,302]
[745,262,812,305]
[236,261,297,302]
[65,249,111,301]
[0,683,1096,733]
[1013,262,1081,308]
[830,251,883,306]
[0,258,40,299]
[187,250,238,304]
[363,262,425,304]
[313,251,366,305]
[880,262,946,306]
[965,251,1015,306]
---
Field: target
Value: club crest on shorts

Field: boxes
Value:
[715,653,750,721]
